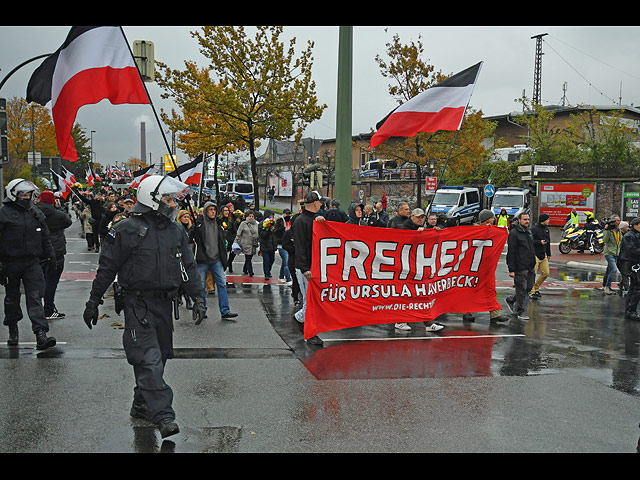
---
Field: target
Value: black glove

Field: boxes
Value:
[0,263,7,286]
[83,298,102,329]
[192,297,206,325]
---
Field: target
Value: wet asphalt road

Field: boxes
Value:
[0,219,639,453]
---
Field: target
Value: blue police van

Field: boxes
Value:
[490,187,531,220]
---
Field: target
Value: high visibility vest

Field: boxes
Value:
[497,215,509,228]
[570,212,579,226]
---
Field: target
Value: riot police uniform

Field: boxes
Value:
[83,175,206,438]
[0,178,57,349]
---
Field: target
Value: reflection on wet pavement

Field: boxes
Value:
[260,275,640,397]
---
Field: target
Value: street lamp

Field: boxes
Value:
[90,130,96,163]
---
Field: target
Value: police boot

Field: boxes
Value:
[158,419,180,439]
[35,330,56,350]
[7,324,18,346]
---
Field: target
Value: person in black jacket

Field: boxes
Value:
[82,175,207,439]
[273,209,293,284]
[620,217,640,321]
[505,212,536,320]
[529,214,551,300]
[292,191,326,345]
[190,201,238,322]
[281,213,300,302]
[74,189,105,253]
[259,216,277,280]
[37,191,73,320]
[1,179,57,350]
[323,199,348,223]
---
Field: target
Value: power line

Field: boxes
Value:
[543,36,618,104]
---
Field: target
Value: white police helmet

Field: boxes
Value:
[136,175,190,221]
[5,178,38,209]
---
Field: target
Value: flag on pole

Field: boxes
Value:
[61,165,76,184]
[167,154,204,185]
[26,26,150,162]
[130,165,154,188]
[369,62,482,150]
[86,166,94,186]
[50,169,72,199]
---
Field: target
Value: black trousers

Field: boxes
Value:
[3,259,48,333]
[506,269,535,315]
[122,295,175,424]
[625,275,640,314]
[43,257,64,317]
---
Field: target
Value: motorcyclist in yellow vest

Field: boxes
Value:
[497,208,509,228]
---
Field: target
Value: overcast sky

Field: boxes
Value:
[2,25,640,169]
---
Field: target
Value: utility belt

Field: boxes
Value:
[124,288,179,299]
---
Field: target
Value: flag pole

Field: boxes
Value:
[118,27,178,172]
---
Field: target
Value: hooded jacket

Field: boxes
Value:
[189,201,229,267]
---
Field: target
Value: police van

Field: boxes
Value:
[225,180,254,202]
[490,187,531,220]
[428,186,481,226]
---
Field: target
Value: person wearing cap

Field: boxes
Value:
[396,207,445,332]
[292,191,326,345]
[400,208,427,231]
[529,213,551,300]
[462,209,509,325]
[36,191,73,320]
[505,211,536,321]
[620,217,640,321]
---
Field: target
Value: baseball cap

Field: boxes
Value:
[411,208,425,217]
[304,190,326,204]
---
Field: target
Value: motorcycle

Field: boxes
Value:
[559,220,604,254]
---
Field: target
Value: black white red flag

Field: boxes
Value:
[130,165,154,188]
[26,26,149,162]
[369,62,482,149]
[167,154,204,185]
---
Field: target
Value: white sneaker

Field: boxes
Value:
[426,323,444,332]
[518,313,530,320]
[286,280,293,286]
[395,322,411,331]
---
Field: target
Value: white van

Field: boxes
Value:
[490,187,531,219]
[226,180,254,202]
[360,159,397,178]
[428,186,481,226]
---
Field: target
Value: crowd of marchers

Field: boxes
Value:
[3,176,640,441]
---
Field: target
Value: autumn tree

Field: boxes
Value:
[155,26,326,210]
[373,33,490,207]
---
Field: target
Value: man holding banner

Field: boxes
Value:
[302,214,508,341]
[292,191,327,345]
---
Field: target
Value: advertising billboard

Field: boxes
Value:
[539,183,596,226]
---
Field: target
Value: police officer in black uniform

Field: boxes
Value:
[0,178,57,349]
[621,217,640,321]
[82,175,206,439]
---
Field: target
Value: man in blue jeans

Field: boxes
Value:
[190,201,237,322]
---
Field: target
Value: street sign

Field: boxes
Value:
[425,176,437,194]
[483,184,495,197]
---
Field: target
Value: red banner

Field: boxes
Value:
[304,221,508,339]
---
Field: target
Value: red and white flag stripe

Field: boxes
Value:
[369,62,482,149]
[27,26,149,162]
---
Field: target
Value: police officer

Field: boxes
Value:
[620,217,640,321]
[0,178,57,349]
[82,175,206,439]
